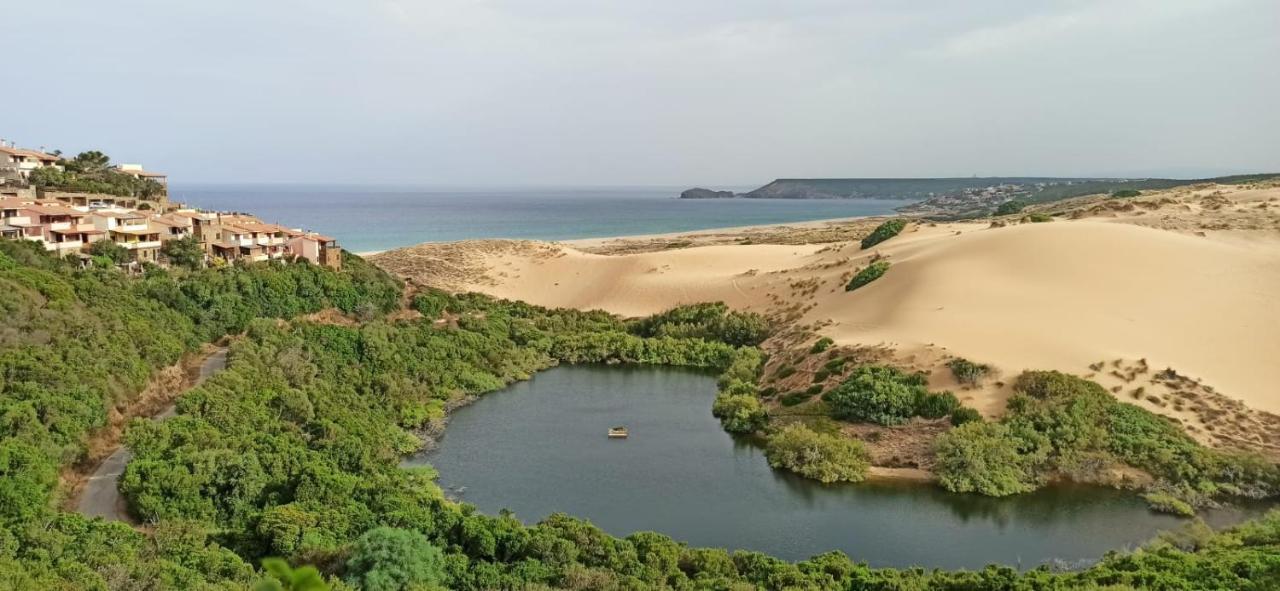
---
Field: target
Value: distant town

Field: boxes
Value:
[1,138,341,269]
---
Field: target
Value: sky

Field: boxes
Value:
[5,0,1278,186]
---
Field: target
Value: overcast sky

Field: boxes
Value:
[5,0,1278,185]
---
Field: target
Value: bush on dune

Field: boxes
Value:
[845,261,890,291]
[860,219,907,249]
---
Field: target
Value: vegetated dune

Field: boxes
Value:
[818,221,1280,416]
[371,186,1280,437]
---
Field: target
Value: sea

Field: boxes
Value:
[170,184,915,253]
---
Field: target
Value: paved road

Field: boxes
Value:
[77,348,228,522]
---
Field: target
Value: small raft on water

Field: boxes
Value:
[607,426,629,439]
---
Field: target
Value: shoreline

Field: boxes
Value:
[356,212,899,257]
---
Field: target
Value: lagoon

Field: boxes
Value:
[408,365,1262,570]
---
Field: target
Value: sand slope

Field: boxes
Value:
[820,221,1280,415]
[371,185,1280,429]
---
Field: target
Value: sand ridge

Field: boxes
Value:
[370,183,1280,453]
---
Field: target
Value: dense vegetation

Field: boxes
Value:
[628,302,770,347]
[3,241,1280,589]
[1110,189,1142,199]
[0,240,400,589]
[845,261,890,291]
[934,371,1280,509]
[764,424,869,483]
[821,365,962,426]
[28,150,167,199]
[859,219,906,250]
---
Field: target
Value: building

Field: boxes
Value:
[210,218,290,263]
[0,143,61,185]
[287,230,342,269]
[111,163,168,188]
[2,200,91,255]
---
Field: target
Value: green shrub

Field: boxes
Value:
[822,365,927,425]
[809,337,834,354]
[804,384,824,396]
[780,391,814,406]
[411,288,457,318]
[947,358,991,386]
[950,407,982,426]
[935,422,1040,496]
[1111,189,1142,199]
[1143,492,1196,517]
[994,200,1027,216]
[764,424,869,483]
[915,391,960,419]
[845,261,890,292]
[861,219,907,249]
[344,527,445,591]
[812,369,830,383]
[86,239,130,263]
[160,237,205,270]
[712,394,768,433]
[775,364,796,379]
[1025,213,1053,223]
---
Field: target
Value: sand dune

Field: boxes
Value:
[819,221,1280,415]
[371,184,1280,436]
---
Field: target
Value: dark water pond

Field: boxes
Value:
[406,365,1264,570]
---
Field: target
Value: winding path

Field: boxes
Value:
[77,348,228,523]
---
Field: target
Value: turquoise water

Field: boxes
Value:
[170,184,914,252]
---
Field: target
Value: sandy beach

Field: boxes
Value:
[370,182,1280,456]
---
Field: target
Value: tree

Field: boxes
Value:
[67,150,111,174]
[161,236,205,270]
[344,527,445,591]
[765,424,869,483]
[86,239,130,264]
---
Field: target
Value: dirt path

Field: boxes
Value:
[74,347,229,523]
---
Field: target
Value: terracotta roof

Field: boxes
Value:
[26,203,84,216]
[0,146,61,161]
[150,214,190,227]
[235,221,288,234]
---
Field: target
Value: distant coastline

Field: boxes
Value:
[174,185,911,253]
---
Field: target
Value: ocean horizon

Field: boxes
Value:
[171,184,914,253]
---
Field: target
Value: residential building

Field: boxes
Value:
[0,142,61,185]
[211,218,290,263]
[111,163,168,190]
[287,230,343,269]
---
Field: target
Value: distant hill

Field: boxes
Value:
[736,177,1095,200]
[680,174,1280,218]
